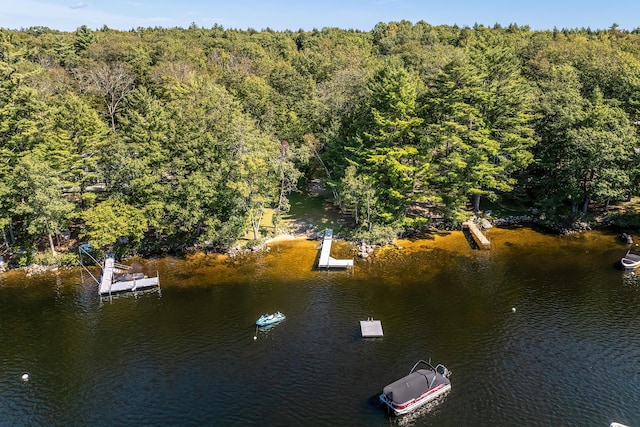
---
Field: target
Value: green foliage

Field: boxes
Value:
[348,59,429,222]
[33,250,77,266]
[2,22,640,259]
[13,249,34,267]
[74,25,95,54]
[608,211,640,228]
[339,164,378,229]
[11,153,75,252]
[80,199,148,249]
[566,88,637,213]
[351,223,399,245]
[424,45,536,218]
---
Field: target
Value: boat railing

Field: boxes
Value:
[113,262,131,273]
[409,359,436,374]
[409,359,451,378]
[435,363,451,377]
[428,374,437,389]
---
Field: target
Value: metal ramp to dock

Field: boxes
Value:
[317,228,354,269]
[360,317,384,337]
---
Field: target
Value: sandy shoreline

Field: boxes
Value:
[265,233,311,244]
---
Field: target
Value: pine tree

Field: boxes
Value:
[356,59,428,223]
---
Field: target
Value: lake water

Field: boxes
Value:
[1,226,639,426]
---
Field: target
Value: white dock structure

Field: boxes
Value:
[317,228,354,269]
[360,317,384,337]
[462,221,490,249]
[98,254,159,296]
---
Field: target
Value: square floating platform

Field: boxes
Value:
[360,318,383,337]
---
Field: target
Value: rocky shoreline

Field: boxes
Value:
[2,214,638,275]
[490,215,590,234]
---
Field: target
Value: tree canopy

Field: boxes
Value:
[0,22,639,257]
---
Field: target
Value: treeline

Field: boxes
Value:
[1,21,639,259]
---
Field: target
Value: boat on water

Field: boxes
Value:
[620,249,640,270]
[113,272,145,283]
[256,311,286,327]
[379,359,451,416]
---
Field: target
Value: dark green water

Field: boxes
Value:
[1,227,639,426]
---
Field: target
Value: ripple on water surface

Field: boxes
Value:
[1,229,639,425]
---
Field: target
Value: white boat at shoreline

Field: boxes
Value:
[620,249,640,270]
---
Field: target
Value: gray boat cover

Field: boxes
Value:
[382,369,449,404]
[624,252,640,262]
[114,272,145,282]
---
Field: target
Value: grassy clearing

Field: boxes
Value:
[608,196,640,215]
[237,192,640,247]
[239,208,276,244]
[284,191,348,232]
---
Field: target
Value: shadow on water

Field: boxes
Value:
[462,228,481,250]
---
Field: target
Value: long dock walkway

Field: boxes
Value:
[318,228,354,269]
[99,254,159,296]
[462,221,490,248]
[98,255,115,294]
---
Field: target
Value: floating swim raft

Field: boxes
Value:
[360,317,383,337]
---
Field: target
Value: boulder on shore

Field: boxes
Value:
[620,233,633,244]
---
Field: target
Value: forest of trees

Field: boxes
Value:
[1,21,640,263]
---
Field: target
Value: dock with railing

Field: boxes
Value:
[98,255,160,296]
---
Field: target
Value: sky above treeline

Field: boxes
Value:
[0,0,637,32]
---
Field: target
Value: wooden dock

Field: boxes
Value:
[99,254,159,296]
[317,228,354,269]
[462,221,490,248]
[360,318,384,337]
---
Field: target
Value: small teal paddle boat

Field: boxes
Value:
[256,311,286,327]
